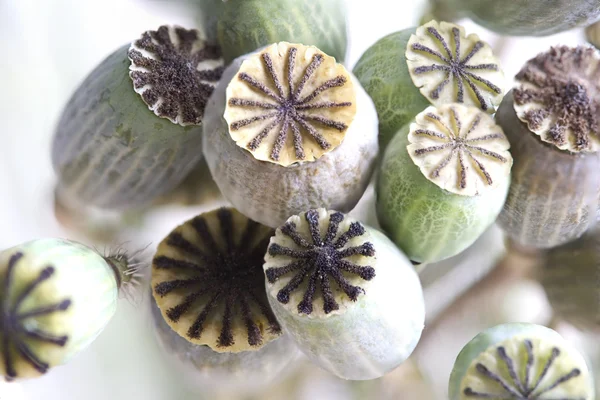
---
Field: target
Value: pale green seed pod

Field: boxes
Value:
[376,104,512,263]
[217,0,348,64]
[541,228,600,332]
[263,209,425,380]
[0,239,138,380]
[203,42,378,228]
[428,0,600,36]
[150,207,298,389]
[52,25,224,211]
[353,20,505,150]
[448,323,595,399]
[150,295,297,392]
[496,46,600,249]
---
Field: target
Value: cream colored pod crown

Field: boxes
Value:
[0,239,139,380]
[150,208,298,390]
[448,323,595,399]
[263,209,425,380]
[202,42,379,228]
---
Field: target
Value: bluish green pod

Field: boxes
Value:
[217,0,348,64]
[353,20,505,150]
[428,0,600,36]
[376,104,512,263]
[448,323,595,399]
[52,25,224,211]
[0,239,135,380]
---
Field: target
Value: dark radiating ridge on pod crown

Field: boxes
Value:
[152,208,281,350]
[227,44,353,163]
[128,25,224,125]
[464,339,582,399]
[265,210,376,315]
[1,252,72,380]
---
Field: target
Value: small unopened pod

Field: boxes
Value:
[448,323,595,399]
[496,46,600,249]
[216,0,348,64]
[151,208,297,389]
[376,103,512,263]
[263,209,425,380]
[427,0,600,36]
[52,25,224,211]
[0,239,140,380]
[541,229,600,332]
[353,20,505,150]
[203,42,379,228]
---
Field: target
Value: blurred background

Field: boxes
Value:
[1,0,598,399]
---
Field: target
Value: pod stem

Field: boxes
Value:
[103,244,150,303]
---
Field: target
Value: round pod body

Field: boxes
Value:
[217,0,348,64]
[587,20,600,50]
[448,323,595,399]
[263,209,425,380]
[203,42,378,228]
[353,20,505,150]
[52,25,224,211]
[429,0,600,36]
[149,294,297,392]
[193,0,226,44]
[497,46,600,249]
[0,239,120,380]
[541,229,600,332]
[376,104,512,263]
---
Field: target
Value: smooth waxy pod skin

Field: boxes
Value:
[52,25,224,211]
[428,0,600,36]
[149,295,296,392]
[497,46,600,249]
[0,239,125,380]
[203,42,378,228]
[449,323,595,399]
[586,20,600,50]
[217,0,347,64]
[263,209,425,380]
[353,20,505,150]
[377,104,512,263]
[541,229,600,332]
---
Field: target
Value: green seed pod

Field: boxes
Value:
[217,0,348,64]
[586,20,600,50]
[496,46,600,249]
[0,239,139,380]
[263,209,425,380]
[203,42,378,228]
[150,294,297,392]
[541,228,600,332]
[376,103,512,263]
[194,0,226,44]
[52,25,224,211]
[428,0,600,36]
[353,20,505,150]
[448,323,595,399]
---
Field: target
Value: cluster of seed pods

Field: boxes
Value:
[2,0,600,398]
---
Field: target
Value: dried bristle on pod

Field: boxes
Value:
[52,25,224,211]
[263,209,425,380]
[376,103,512,263]
[149,294,297,392]
[497,46,600,249]
[541,228,600,332]
[427,0,600,36]
[0,239,142,380]
[448,323,595,399]
[203,42,378,228]
[151,208,281,352]
[217,0,348,64]
[353,20,505,150]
